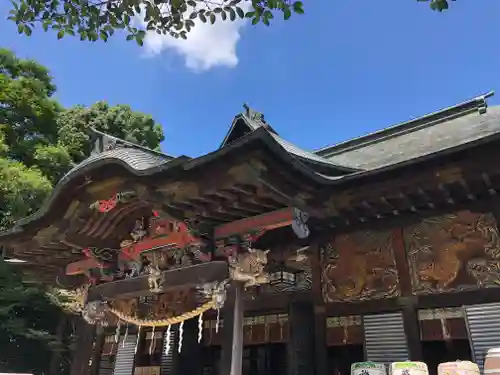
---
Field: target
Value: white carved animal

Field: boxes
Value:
[148,266,163,293]
[229,248,270,288]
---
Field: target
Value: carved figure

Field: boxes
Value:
[130,218,147,242]
[118,258,142,279]
[322,232,399,302]
[148,265,163,293]
[229,248,271,288]
[286,246,310,263]
[82,301,108,325]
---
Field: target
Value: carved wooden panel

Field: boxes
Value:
[321,230,400,302]
[403,210,500,294]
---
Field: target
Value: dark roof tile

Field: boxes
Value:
[315,92,499,170]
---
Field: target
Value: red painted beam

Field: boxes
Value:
[214,207,294,239]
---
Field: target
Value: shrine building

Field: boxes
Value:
[3,92,500,375]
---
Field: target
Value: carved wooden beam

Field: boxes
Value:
[66,258,107,276]
[86,261,229,302]
[214,207,308,240]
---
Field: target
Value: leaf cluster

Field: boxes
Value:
[7,0,454,44]
[8,0,306,43]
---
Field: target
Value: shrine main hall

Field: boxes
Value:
[3,92,500,375]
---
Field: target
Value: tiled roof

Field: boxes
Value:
[58,147,173,185]
[315,92,496,170]
[268,132,356,172]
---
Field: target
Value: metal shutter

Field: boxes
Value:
[464,303,500,371]
[113,334,137,375]
[99,355,116,375]
[363,312,409,363]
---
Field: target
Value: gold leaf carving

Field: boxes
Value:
[404,210,500,294]
[321,230,399,302]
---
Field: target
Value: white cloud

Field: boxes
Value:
[138,6,249,72]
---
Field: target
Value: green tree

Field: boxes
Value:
[57,101,165,164]
[0,258,71,374]
[0,49,58,229]
[0,48,64,167]
[0,49,166,374]
[7,0,451,45]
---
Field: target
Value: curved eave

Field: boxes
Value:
[2,123,498,244]
[0,154,189,240]
[0,128,353,242]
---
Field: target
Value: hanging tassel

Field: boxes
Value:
[135,326,142,354]
[149,326,156,355]
[215,308,221,333]
[178,321,184,353]
[122,324,129,348]
[198,313,203,344]
[165,325,172,356]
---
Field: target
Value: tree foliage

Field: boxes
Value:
[0,259,71,373]
[57,101,164,163]
[7,0,453,44]
[0,48,166,374]
[0,48,165,230]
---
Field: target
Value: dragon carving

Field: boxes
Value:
[229,248,271,288]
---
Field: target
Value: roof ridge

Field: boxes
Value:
[89,127,174,159]
[219,105,279,149]
[315,91,494,157]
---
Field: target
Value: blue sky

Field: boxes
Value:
[0,1,499,157]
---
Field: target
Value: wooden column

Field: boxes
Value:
[178,317,203,375]
[70,317,96,375]
[392,229,423,361]
[401,298,423,361]
[90,327,105,375]
[287,302,315,375]
[220,283,244,375]
[49,314,68,375]
[314,306,328,375]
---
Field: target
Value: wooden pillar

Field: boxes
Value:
[314,306,328,375]
[178,317,203,375]
[401,299,423,361]
[90,327,105,375]
[392,229,423,361]
[287,302,315,375]
[220,283,244,375]
[70,317,96,375]
[49,314,68,375]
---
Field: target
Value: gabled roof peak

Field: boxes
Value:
[241,103,277,134]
